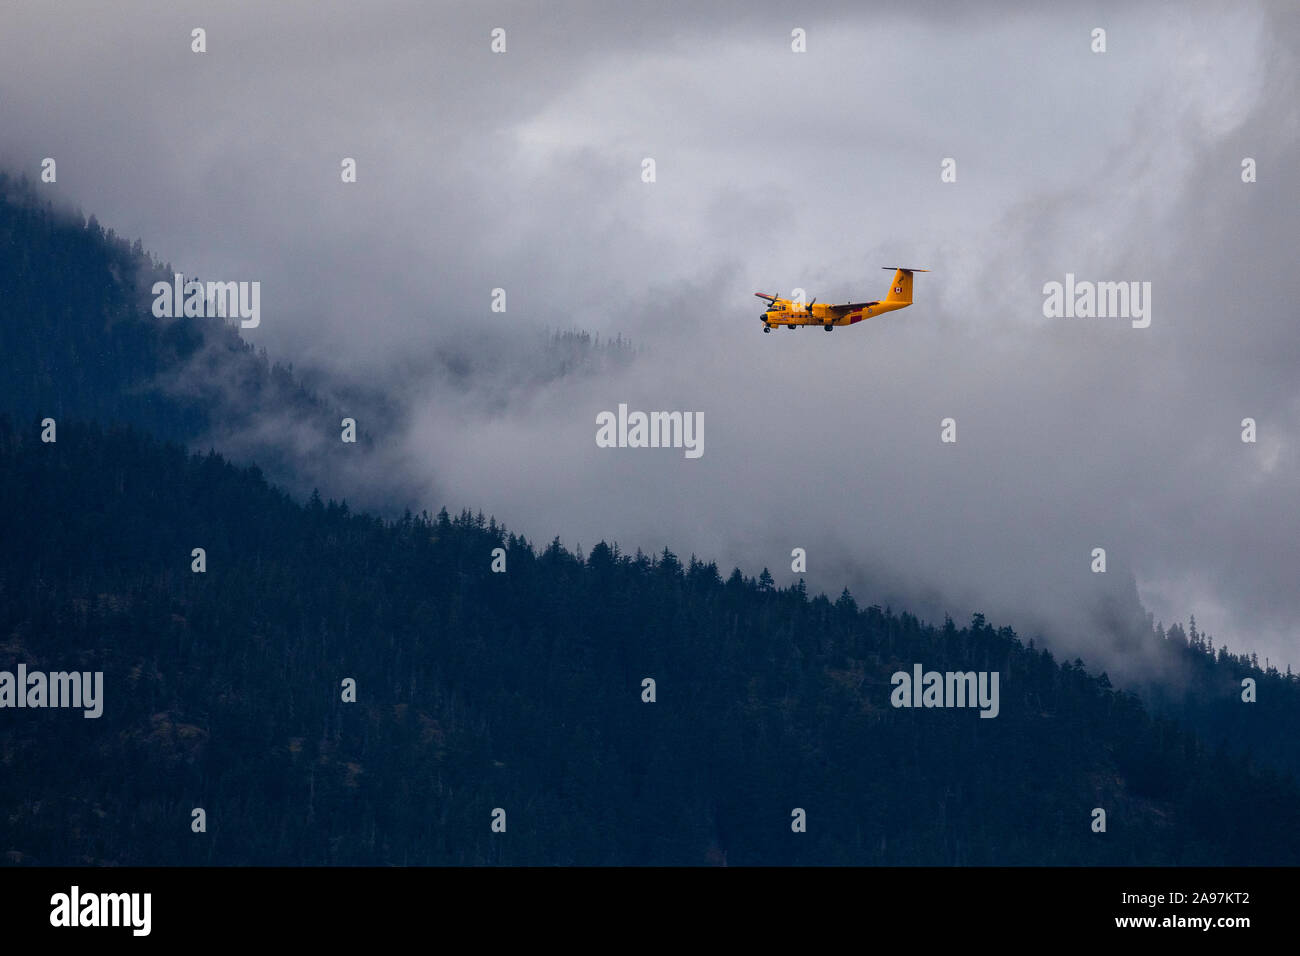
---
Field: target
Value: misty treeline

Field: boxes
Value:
[2,418,1299,864]
[3,174,1300,864]
[0,175,631,509]
[0,172,356,486]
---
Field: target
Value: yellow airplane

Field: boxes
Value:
[755,267,929,332]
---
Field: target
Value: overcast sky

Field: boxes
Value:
[3,0,1297,675]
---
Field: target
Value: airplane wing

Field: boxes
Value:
[834,301,880,311]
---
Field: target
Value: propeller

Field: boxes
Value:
[805,297,816,314]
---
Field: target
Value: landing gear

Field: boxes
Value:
[763,325,771,333]
[824,323,834,332]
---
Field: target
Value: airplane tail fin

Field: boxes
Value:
[881,267,929,304]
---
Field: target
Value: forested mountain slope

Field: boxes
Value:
[4,176,1299,865]
[1,420,1297,865]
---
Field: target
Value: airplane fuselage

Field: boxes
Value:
[759,299,907,328]
[754,267,927,332]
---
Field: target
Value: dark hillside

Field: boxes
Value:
[1,420,1296,865]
